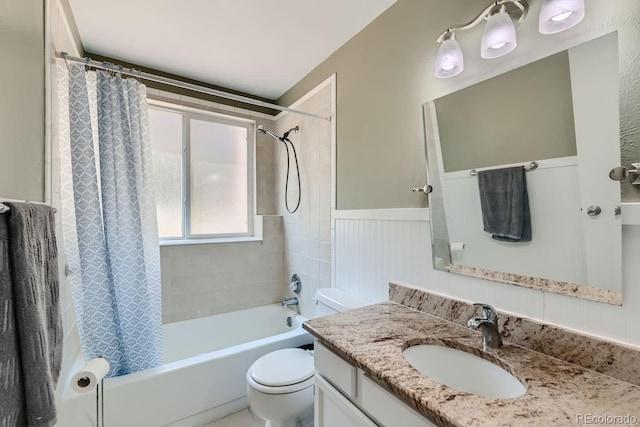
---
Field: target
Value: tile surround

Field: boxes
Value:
[276,83,333,319]
[160,216,285,323]
[148,92,286,322]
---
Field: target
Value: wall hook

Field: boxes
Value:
[609,163,640,185]
[412,185,433,194]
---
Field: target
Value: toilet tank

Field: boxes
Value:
[314,288,370,318]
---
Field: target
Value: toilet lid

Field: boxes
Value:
[250,348,314,387]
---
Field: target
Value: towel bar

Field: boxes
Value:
[0,202,57,214]
[470,161,538,176]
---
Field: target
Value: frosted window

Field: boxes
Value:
[190,119,248,235]
[149,108,183,238]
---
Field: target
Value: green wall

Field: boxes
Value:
[1,0,45,201]
[436,51,576,173]
[278,0,640,209]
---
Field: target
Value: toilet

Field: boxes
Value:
[246,288,370,427]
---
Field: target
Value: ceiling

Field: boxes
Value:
[68,0,397,100]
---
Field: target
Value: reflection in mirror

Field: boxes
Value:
[423,32,622,305]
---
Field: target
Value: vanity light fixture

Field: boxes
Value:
[538,0,585,34]
[434,0,586,78]
[434,31,464,78]
[434,1,528,78]
[481,5,518,59]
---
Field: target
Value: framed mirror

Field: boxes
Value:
[423,32,622,305]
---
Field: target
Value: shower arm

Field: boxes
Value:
[282,126,300,139]
[257,125,299,142]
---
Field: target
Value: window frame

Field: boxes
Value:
[148,99,256,242]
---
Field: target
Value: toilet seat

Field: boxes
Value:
[248,348,314,394]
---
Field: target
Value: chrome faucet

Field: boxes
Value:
[282,297,299,307]
[467,303,502,349]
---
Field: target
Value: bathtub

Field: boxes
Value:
[59,304,313,427]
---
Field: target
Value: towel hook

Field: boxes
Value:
[609,163,640,185]
[412,185,433,194]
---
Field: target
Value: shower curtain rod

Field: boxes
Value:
[57,52,331,122]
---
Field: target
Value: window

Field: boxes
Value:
[148,101,255,241]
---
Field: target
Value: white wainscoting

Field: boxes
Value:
[332,207,640,347]
[334,209,430,303]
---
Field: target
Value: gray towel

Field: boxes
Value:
[0,215,26,426]
[477,166,532,242]
[0,203,62,427]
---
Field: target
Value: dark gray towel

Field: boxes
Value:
[0,203,62,427]
[477,166,532,242]
[0,215,26,427]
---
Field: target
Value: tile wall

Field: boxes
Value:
[147,91,289,322]
[275,82,333,318]
[160,216,284,323]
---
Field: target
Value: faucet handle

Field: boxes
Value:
[467,317,485,330]
[473,303,499,323]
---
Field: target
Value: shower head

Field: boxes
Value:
[256,125,296,142]
[258,124,302,214]
[257,125,281,141]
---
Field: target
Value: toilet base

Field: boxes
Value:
[263,405,313,427]
[247,382,314,427]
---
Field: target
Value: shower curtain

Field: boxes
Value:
[59,64,162,376]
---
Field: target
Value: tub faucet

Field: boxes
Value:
[282,297,299,307]
[467,303,502,349]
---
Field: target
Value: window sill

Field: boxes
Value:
[159,236,264,246]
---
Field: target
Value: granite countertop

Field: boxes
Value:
[303,302,640,426]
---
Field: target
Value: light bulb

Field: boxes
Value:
[481,10,517,59]
[551,11,573,22]
[539,0,585,34]
[435,33,464,78]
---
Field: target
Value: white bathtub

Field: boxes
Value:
[59,304,312,427]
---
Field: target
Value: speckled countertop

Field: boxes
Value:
[303,302,640,426]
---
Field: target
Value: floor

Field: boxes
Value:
[202,409,265,427]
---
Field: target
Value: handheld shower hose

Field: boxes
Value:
[257,125,301,214]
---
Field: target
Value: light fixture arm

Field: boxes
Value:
[436,0,528,42]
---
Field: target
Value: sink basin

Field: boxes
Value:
[403,344,526,399]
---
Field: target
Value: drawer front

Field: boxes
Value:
[360,374,436,427]
[314,340,357,398]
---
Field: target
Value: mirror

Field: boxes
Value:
[423,32,622,305]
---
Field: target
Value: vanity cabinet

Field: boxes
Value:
[315,373,377,427]
[314,341,436,427]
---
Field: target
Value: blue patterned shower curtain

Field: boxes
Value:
[59,64,162,376]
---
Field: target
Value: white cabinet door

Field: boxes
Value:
[315,374,378,427]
